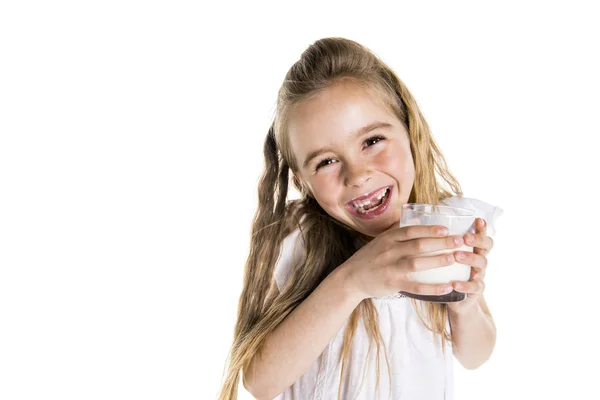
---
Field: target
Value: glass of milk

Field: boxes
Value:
[398,203,476,303]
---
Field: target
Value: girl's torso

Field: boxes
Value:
[271,292,453,400]
[271,195,502,399]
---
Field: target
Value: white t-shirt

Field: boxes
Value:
[271,196,503,400]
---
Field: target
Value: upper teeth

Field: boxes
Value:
[351,187,389,209]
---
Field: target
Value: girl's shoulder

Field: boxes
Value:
[440,195,504,236]
[273,215,307,292]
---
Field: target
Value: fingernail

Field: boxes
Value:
[454,237,462,245]
[456,251,466,260]
[481,218,486,227]
[465,234,473,244]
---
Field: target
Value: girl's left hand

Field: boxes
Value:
[447,218,494,314]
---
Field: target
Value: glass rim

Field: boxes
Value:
[401,203,475,218]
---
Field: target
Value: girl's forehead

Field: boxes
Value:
[287,84,398,153]
[290,85,393,133]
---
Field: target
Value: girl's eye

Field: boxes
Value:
[365,135,385,147]
[314,135,386,171]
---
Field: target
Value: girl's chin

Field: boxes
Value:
[353,209,400,228]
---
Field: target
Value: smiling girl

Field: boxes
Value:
[218,37,503,400]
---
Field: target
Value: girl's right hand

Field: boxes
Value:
[341,224,465,300]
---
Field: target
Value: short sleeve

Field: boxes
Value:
[441,195,503,236]
[273,224,306,292]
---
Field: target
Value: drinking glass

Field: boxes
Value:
[399,203,476,303]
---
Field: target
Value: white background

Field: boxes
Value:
[1,1,598,399]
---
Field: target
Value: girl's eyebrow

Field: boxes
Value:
[302,121,393,169]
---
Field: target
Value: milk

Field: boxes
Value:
[398,203,476,302]
[407,244,474,284]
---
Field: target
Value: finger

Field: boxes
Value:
[476,235,494,257]
[453,279,485,294]
[477,217,487,233]
[470,266,486,281]
[398,235,465,259]
[454,250,488,269]
[391,224,451,241]
[464,233,494,252]
[400,252,456,274]
[464,218,486,244]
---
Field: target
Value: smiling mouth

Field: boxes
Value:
[346,185,391,208]
[344,185,394,221]
[352,187,391,213]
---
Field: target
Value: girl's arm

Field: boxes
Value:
[448,295,497,369]
[243,264,362,400]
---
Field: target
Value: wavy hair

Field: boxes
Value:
[217,37,463,400]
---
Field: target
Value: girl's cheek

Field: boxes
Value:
[374,148,397,168]
[312,176,335,193]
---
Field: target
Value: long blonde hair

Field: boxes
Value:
[217,37,463,400]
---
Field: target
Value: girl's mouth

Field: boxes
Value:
[346,186,393,220]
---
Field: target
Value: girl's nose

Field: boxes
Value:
[345,165,372,187]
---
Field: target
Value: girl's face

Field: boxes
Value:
[289,81,415,239]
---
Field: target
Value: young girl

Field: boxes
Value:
[218,37,503,400]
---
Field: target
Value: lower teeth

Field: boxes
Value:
[357,190,389,214]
